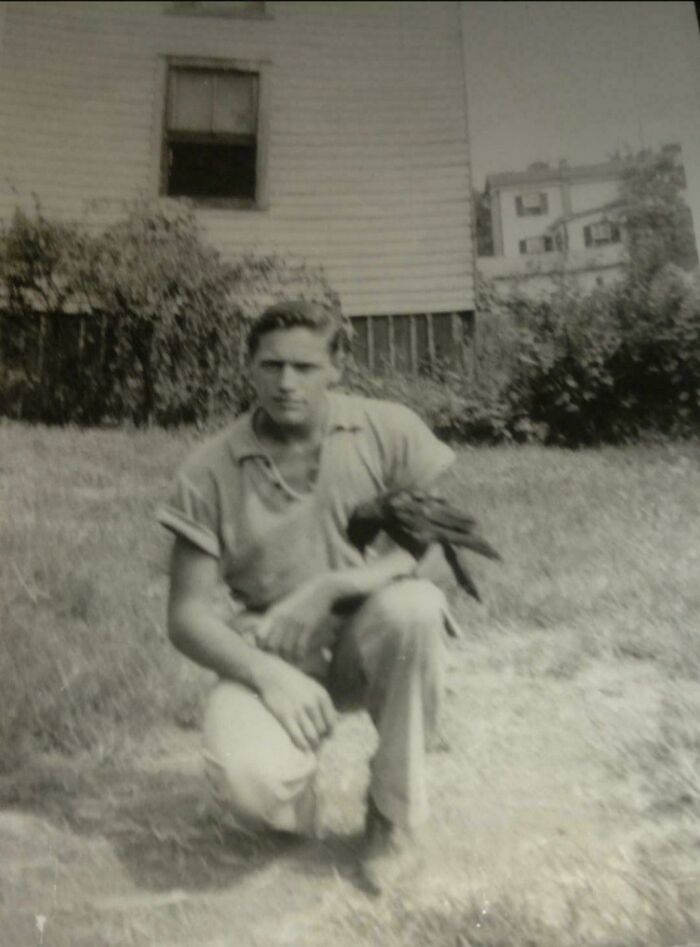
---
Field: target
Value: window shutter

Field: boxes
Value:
[516,196,523,216]
[611,224,621,243]
[541,193,548,214]
[583,225,592,248]
[519,239,526,254]
[544,236,553,252]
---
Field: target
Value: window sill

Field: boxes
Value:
[165,195,269,211]
[164,7,273,20]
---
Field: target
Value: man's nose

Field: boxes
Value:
[278,365,297,390]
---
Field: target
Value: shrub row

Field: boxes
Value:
[2,202,699,444]
[0,201,339,425]
[501,266,700,445]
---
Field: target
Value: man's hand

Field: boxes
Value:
[258,577,342,666]
[255,655,337,752]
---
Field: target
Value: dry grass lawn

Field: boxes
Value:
[1,421,699,946]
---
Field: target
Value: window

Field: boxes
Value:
[519,236,554,255]
[583,222,621,247]
[516,192,548,216]
[163,63,267,206]
[168,1,269,18]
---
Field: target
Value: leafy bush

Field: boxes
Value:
[0,203,89,313]
[344,360,518,443]
[344,262,700,449]
[502,266,700,445]
[2,199,699,443]
[0,201,340,425]
[82,200,245,424]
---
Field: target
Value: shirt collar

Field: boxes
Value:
[227,391,364,463]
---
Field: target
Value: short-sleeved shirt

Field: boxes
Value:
[157,392,455,611]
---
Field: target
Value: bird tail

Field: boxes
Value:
[441,542,482,601]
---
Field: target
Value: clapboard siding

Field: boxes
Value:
[0,0,474,317]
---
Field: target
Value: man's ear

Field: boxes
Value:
[328,351,344,386]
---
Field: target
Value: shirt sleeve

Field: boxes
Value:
[385,403,456,491]
[156,461,221,558]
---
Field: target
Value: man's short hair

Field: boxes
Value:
[247,299,346,358]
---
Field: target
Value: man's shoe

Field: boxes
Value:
[356,795,416,897]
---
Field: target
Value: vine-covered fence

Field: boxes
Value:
[0,308,475,423]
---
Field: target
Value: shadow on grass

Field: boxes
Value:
[0,758,365,896]
[100,784,365,894]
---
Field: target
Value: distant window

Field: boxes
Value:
[168,1,268,17]
[583,222,621,247]
[516,192,549,216]
[519,236,554,255]
[163,64,264,205]
[554,230,566,252]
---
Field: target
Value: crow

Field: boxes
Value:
[346,489,501,611]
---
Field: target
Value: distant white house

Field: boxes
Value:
[479,144,685,297]
[0,0,476,371]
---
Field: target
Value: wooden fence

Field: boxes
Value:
[349,311,474,374]
[0,309,120,421]
[0,308,476,420]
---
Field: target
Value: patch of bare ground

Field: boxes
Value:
[2,638,696,947]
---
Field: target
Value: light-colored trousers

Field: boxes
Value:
[202,578,448,835]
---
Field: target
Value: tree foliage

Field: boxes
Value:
[619,146,698,279]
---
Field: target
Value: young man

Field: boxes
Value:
[157,300,456,892]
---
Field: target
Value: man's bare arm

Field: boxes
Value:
[167,536,269,686]
[166,536,337,751]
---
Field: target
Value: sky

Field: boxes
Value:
[461,0,700,245]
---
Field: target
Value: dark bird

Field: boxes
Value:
[346,489,501,615]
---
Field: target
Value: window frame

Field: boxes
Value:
[159,56,271,210]
[515,191,549,217]
[584,221,621,248]
[165,1,274,20]
[518,235,554,255]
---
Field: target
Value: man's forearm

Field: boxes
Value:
[168,547,418,683]
[323,547,418,602]
[168,599,281,692]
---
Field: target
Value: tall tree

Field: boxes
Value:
[619,147,698,278]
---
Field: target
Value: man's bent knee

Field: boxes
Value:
[204,746,314,832]
[366,579,447,659]
[202,682,317,833]
[373,577,446,628]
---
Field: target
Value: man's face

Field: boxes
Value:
[249,327,340,429]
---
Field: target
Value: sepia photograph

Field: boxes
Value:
[1,2,700,945]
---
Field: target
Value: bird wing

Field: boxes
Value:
[386,491,502,562]
[346,489,501,603]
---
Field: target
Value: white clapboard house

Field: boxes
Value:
[0,0,475,372]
